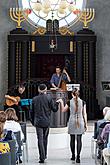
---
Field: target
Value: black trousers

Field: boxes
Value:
[70,134,82,157]
[36,127,49,160]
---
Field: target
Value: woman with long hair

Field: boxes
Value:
[57,88,87,163]
[4,108,24,140]
[4,108,24,163]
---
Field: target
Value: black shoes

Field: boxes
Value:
[39,160,44,163]
[39,155,47,163]
[19,158,22,164]
[16,157,22,164]
[71,154,75,161]
[71,155,80,163]
[76,156,80,163]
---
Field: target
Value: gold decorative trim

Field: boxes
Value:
[59,27,74,36]
[16,42,19,84]
[28,42,31,80]
[32,41,36,52]
[70,41,73,52]
[9,8,28,28]
[78,8,95,28]
[18,42,21,83]
[32,27,46,35]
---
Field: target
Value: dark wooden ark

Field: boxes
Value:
[8,27,100,120]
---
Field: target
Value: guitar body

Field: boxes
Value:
[6,96,20,106]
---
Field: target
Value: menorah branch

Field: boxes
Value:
[79,8,95,28]
[9,8,28,28]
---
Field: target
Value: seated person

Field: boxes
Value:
[0,111,10,154]
[4,108,24,141]
[4,108,24,163]
[99,110,110,130]
[50,66,71,89]
[101,124,110,144]
[96,111,110,159]
[4,84,25,120]
[94,107,110,139]
[103,132,110,165]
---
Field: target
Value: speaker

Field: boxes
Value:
[102,81,110,90]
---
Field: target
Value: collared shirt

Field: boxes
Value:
[50,73,68,87]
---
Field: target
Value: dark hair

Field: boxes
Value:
[18,84,25,89]
[72,88,79,97]
[38,84,47,91]
[5,108,18,121]
[0,111,6,123]
[56,66,61,69]
[72,88,80,128]
[0,111,6,138]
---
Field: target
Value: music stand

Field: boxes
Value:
[66,84,80,91]
[102,81,110,91]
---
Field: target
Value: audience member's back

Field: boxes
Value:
[0,111,10,154]
[4,108,24,140]
[95,107,110,139]
[97,110,110,141]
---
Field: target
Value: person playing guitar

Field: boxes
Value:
[4,84,25,120]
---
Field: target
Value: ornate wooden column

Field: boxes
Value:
[76,29,98,119]
[8,28,29,88]
[8,41,16,87]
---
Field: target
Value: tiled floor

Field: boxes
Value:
[24,121,97,165]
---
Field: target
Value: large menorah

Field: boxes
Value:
[10,8,28,28]
[79,8,95,28]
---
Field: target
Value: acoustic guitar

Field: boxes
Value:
[5,95,20,106]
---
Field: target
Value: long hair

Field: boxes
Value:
[0,111,6,138]
[72,88,80,128]
[72,88,79,112]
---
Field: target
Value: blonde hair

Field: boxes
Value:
[0,111,6,138]
[5,108,18,121]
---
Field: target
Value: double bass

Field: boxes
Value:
[58,68,70,91]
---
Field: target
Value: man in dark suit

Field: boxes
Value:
[31,84,59,163]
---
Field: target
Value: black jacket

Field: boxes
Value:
[31,93,58,127]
